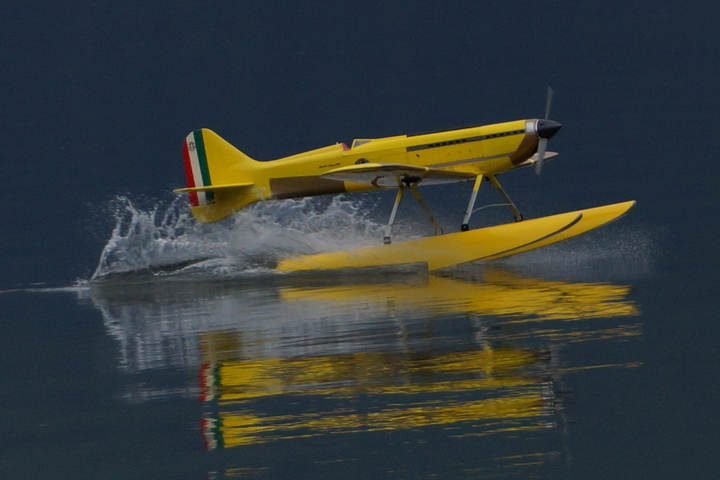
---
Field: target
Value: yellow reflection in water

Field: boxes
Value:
[201,348,539,402]
[217,393,545,448]
[279,268,637,320]
[198,269,639,450]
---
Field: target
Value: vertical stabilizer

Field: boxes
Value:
[176,129,260,222]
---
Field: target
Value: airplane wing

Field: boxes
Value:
[322,163,476,187]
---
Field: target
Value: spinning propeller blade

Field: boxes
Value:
[536,86,557,175]
[545,86,554,120]
[535,138,548,175]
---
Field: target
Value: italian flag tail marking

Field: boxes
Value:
[182,130,214,207]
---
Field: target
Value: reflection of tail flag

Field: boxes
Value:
[175,129,258,222]
[200,415,224,451]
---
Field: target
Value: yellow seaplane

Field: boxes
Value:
[174,94,635,272]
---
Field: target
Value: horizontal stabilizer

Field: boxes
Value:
[516,151,559,168]
[173,182,254,194]
[323,163,476,187]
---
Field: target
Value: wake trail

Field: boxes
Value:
[72,194,659,287]
[88,194,404,283]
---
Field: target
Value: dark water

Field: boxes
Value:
[2,2,720,478]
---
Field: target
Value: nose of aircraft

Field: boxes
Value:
[537,119,562,139]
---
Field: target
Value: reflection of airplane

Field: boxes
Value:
[79,269,640,449]
[199,340,553,449]
[279,268,638,321]
[82,268,639,374]
[173,93,635,268]
[194,269,639,448]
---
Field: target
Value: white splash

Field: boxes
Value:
[89,194,658,284]
[498,224,659,281]
[90,194,391,281]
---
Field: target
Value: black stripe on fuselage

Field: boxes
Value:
[406,129,526,152]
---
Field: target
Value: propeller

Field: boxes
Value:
[535,137,548,175]
[544,85,554,120]
[535,86,556,175]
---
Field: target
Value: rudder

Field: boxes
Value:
[181,129,256,207]
[177,129,260,222]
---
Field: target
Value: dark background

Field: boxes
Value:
[3,1,717,286]
[2,1,720,478]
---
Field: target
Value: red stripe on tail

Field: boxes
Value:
[182,139,200,207]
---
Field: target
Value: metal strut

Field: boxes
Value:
[409,184,444,236]
[384,182,444,244]
[461,174,484,231]
[383,188,405,244]
[386,174,523,242]
[488,175,523,222]
[461,174,524,231]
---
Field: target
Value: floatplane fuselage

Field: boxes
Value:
[175,117,562,242]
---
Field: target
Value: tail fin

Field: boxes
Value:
[174,129,260,222]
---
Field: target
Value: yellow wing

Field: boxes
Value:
[322,163,476,187]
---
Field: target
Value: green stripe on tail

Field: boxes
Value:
[194,130,214,203]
